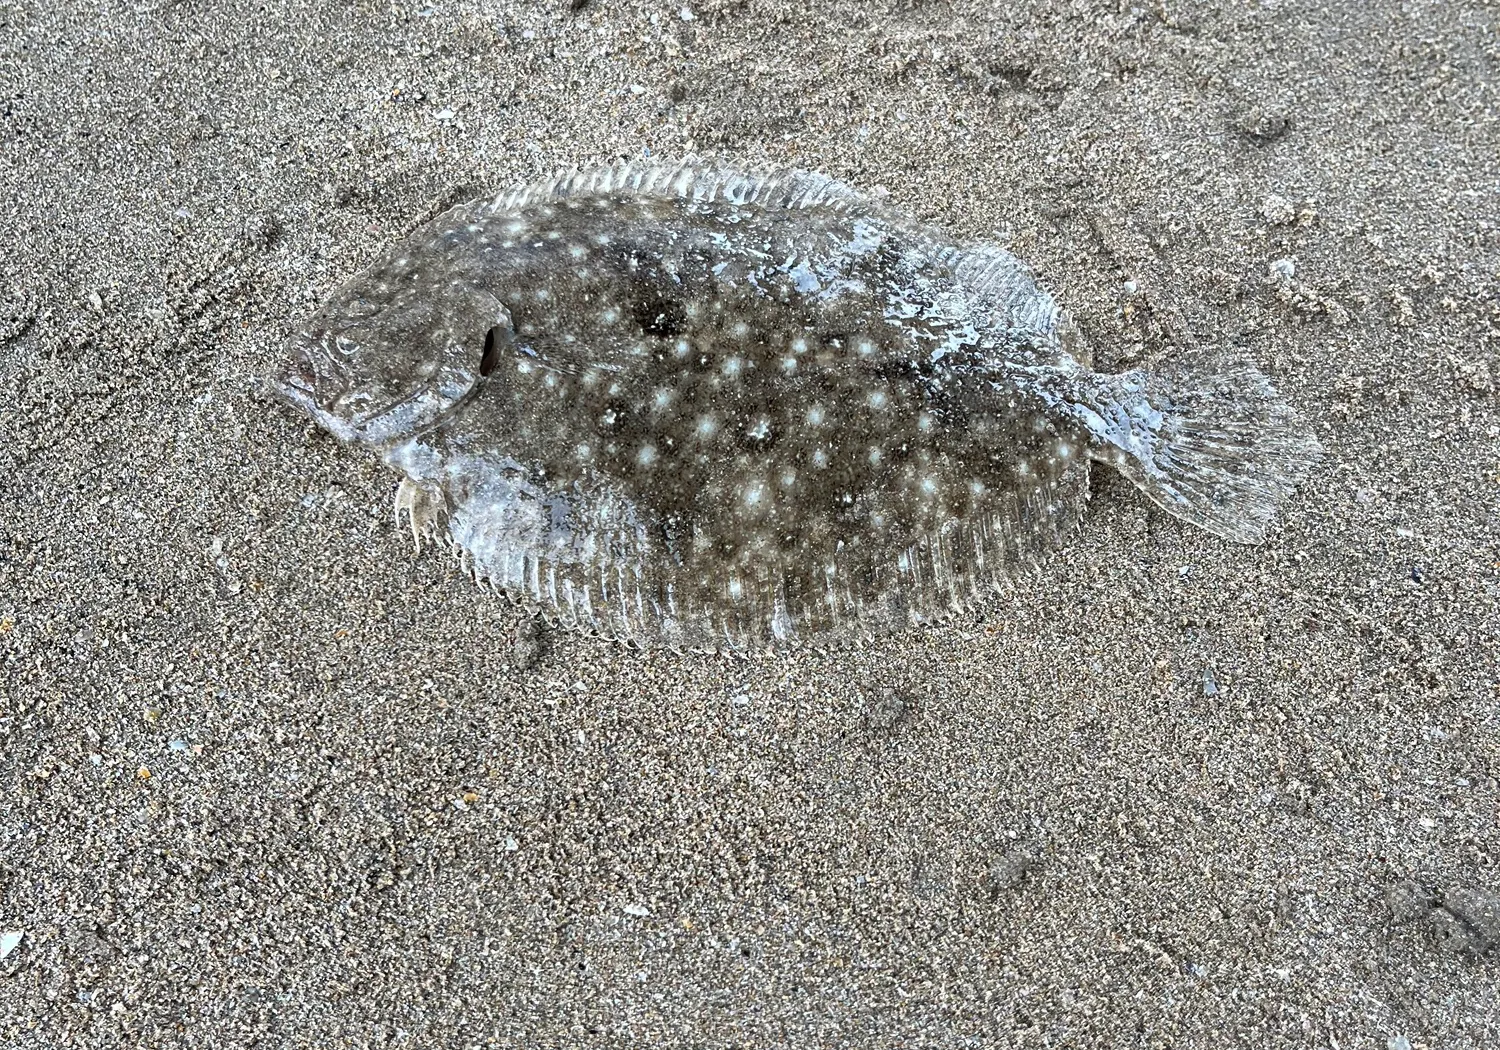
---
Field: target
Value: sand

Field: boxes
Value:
[2,0,1497,1046]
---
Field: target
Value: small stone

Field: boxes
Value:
[678,5,695,20]
[862,687,908,732]
[1201,666,1220,698]
[623,903,651,917]
[1439,886,1500,954]
[0,931,21,961]
[239,212,282,251]
[1260,194,1296,226]
[511,618,546,669]
[1387,1038,1413,1050]
[1269,257,1297,281]
[1429,906,1481,955]
[1235,104,1292,143]
[984,848,1038,894]
[1386,880,1434,924]
[1453,357,1494,395]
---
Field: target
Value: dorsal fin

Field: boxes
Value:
[485,157,884,217]
[935,242,1062,343]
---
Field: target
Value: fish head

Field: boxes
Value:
[275,257,513,446]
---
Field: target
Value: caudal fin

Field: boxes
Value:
[1088,363,1322,544]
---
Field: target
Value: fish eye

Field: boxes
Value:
[480,326,503,377]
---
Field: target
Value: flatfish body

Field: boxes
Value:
[275,161,1320,650]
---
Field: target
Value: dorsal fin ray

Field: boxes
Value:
[484,157,886,219]
[935,242,1062,345]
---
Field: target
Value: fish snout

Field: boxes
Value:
[274,337,340,413]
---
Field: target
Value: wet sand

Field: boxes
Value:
[2,0,1497,1045]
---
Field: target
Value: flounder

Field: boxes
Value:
[274,160,1320,651]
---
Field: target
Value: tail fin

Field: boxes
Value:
[1082,363,1322,543]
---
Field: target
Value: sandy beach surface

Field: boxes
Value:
[2,0,1497,1045]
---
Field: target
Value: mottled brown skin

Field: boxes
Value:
[384,192,1081,646]
[278,164,1316,650]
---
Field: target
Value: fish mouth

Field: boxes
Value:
[273,338,486,447]
[274,338,338,401]
[271,342,363,443]
[271,350,321,413]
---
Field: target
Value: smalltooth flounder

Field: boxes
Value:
[274,160,1321,651]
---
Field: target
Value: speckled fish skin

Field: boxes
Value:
[275,160,1321,651]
